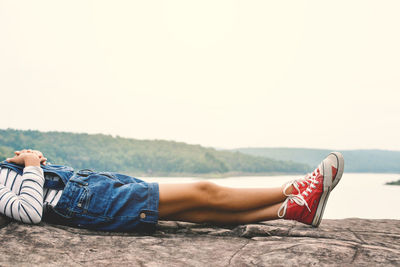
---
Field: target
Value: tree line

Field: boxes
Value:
[234,147,400,173]
[0,129,309,176]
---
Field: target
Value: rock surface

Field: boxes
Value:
[0,217,399,266]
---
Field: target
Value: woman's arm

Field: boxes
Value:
[0,153,45,224]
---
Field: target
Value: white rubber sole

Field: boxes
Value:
[330,152,344,190]
[311,159,331,227]
[311,152,344,227]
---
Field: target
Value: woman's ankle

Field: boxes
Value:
[282,183,296,196]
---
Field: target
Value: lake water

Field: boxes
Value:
[141,173,400,220]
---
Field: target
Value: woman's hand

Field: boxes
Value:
[14,149,47,165]
[6,152,41,167]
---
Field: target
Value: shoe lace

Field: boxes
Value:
[283,165,321,197]
[303,166,320,197]
[277,193,311,218]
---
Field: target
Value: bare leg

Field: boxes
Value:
[159,181,293,217]
[160,202,282,224]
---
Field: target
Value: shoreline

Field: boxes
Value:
[126,171,400,179]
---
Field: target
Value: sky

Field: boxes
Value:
[0,1,399,150]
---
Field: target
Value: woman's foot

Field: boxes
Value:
[278,152,344,227]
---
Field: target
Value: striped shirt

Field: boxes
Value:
[0,165,63,224]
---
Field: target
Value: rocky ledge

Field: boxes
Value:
[0,216,399,266]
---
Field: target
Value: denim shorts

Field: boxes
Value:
[44,170,159,232]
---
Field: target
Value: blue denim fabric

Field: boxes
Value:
[46,170,159,232]
[0,161,74,190]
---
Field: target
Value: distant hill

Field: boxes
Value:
[232,147,400,173]
[0,129,309,176]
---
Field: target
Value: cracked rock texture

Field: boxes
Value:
[0,216,399,266]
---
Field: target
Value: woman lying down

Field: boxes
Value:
[0,149,344,232]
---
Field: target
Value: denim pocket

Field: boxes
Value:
[69,184,111,220]
[66,183,90,213]
[76,187,90,210]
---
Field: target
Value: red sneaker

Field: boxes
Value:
[278,152,344,227]
[282,152,344,196]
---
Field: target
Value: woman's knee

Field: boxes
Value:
[193,181,224,206]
